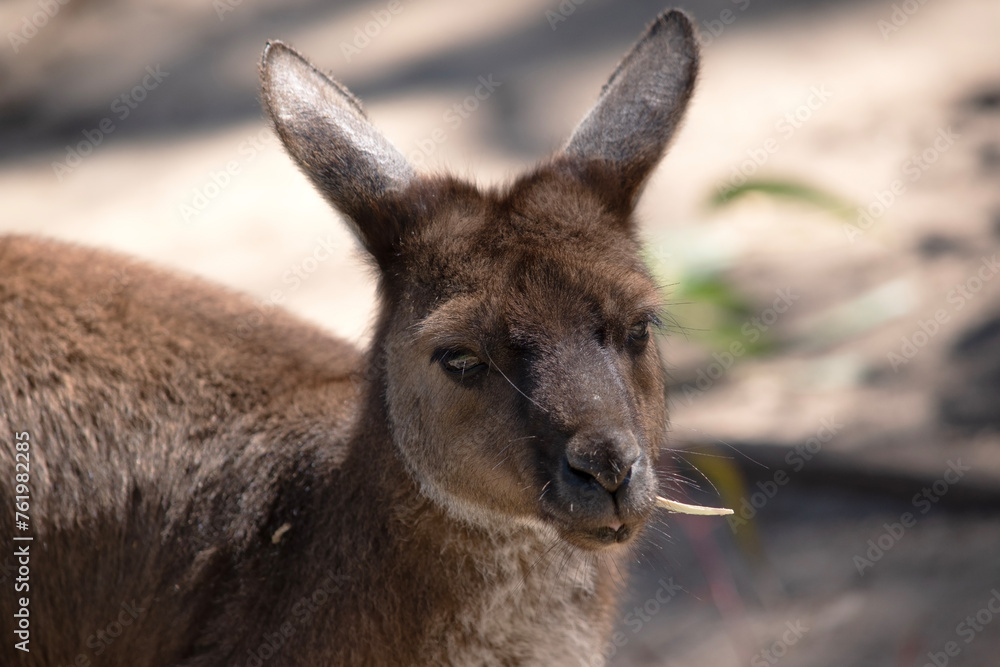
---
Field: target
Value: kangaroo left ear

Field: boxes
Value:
[560,10,699,210]
[260,41,416,266]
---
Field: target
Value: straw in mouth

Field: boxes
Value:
[655,495,734,516]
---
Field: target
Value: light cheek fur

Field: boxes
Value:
[384,331,537,526]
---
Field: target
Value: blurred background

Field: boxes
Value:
[2,0,999,664]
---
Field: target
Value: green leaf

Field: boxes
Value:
[709,178,853,220]
[669,272,773,357]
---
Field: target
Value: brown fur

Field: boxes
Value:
[0,10,698,666]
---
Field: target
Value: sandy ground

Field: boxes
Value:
[2,0,1000,664]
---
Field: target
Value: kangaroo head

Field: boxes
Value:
[261,11,698,550]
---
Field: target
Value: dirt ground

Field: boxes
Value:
[2,0,999,665]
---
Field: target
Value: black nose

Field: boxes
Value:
[565,432,641,494]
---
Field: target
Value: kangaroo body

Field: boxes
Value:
[0,10,698,665]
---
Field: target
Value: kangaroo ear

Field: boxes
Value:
[260,41,415,261]
[561,10,699,210]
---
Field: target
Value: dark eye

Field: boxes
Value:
[627,320,650,344]
[435,350,487,377]
[628,321,649,341]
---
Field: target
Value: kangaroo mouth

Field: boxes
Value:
[551,515,639,550]
[591,522,634,545]
[538,491,649,550]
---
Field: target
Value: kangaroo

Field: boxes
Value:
[0,9,699,666]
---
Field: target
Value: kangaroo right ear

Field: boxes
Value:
[261,41,415,262]
[560,10,699,212]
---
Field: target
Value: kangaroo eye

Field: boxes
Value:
[436,350,487,377]
[627,321,650,343]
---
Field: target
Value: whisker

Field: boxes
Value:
[513,538,564,596]
[495,435,536,457]
[483,349,548,413]
[668,424,770,470]
[491,454,512,471]
[490,435,537,471]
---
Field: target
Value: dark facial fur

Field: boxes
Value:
[379,170,670,550]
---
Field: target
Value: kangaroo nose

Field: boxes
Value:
[565,431,641,493]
